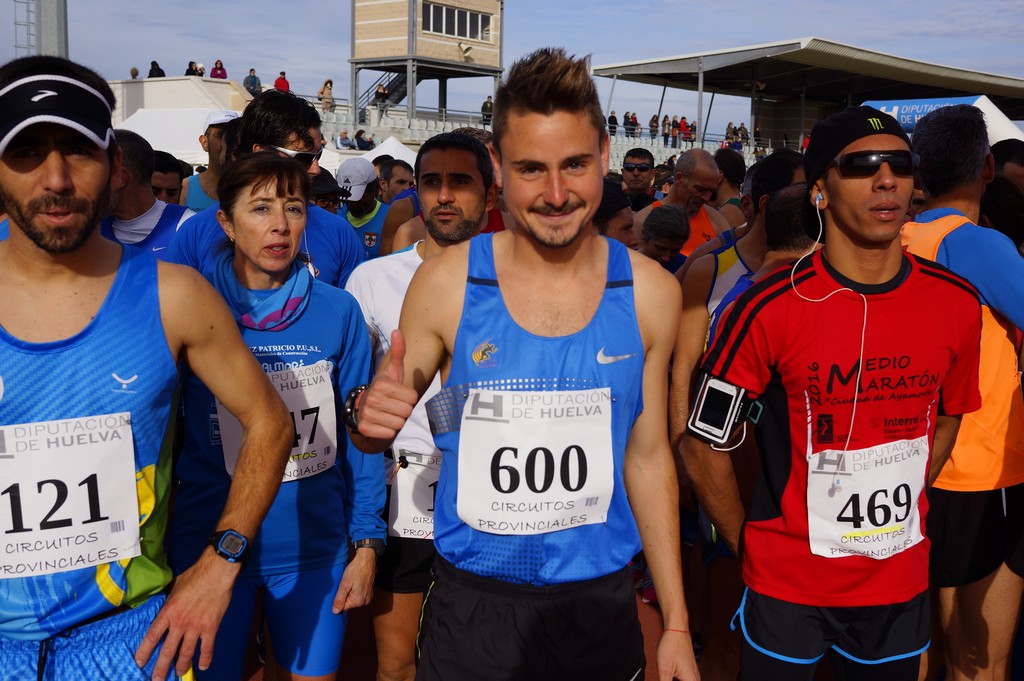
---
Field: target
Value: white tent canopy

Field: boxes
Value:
[117,108,221,167]
[116,110,418,175]
[361,136,418,166]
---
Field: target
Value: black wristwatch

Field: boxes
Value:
[352,537,385,560]
[344,384,371,432]
[208,529,251,565]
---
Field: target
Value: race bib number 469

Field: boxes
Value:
[0,413,141,577]
[456,388,614,536]
[806,435,928,560]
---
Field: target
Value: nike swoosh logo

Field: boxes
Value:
[151,246,167,251]
[597,347,637,364]
[31,89,58,102]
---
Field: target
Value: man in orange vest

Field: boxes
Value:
[902,104,1024,681]
[633,148,730,257]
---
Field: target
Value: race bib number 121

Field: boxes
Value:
[0,413,141,577]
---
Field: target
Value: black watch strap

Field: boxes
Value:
[344,384,371,432]
[352,537,385,559]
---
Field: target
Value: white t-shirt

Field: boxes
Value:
[344,243,441,457]
[109,200,194,244]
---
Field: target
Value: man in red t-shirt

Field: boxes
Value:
[678,106,982,681]
[274,71,289,92]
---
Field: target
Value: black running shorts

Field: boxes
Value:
[416,557,645,681]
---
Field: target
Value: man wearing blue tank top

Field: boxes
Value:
[0,55,293,681]
[350,48,699,681]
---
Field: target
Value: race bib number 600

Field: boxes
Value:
[0,413,141,577]
[457,388,614,535]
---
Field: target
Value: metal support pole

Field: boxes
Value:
[439,78,447,121]
[705,92,716,146]
[800,87,806,148]
[406,59,416,120]
[696,58,704,145]
[351,67,359,127]
[34,0,68,57]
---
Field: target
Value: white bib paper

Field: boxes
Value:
[806,435,928,560]
[388,449,441,539]
[0,413,141,577]
[218,359,338,482]
[456,388,614,536]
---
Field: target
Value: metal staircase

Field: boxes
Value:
[357,72,418,123]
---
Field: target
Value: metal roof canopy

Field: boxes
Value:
[592,37,1024,142]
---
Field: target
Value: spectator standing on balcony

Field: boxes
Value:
[243,68,261,96]
[148,60,165,77]
[210,60,226,79]
[630,112,640,138]
[375,83,389,113]
[185,60,199,76]
[649,114,659,141]
[608,110,618,136]
[274,71,290,91]
[481,95,493,125]
[318,79,335,114]
[662,115,671,147]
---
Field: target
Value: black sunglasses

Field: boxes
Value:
[623,162,651,173]
[269,144,324,168]
[828,150,917,179]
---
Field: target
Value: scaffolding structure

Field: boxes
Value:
[13,0,36,57]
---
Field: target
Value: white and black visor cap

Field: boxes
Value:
[0,74,114,156]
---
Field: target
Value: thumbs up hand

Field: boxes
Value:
[356,329,419,441]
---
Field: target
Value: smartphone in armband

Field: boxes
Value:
[688,373,748,445]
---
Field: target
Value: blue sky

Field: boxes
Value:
[2,0,1023,134]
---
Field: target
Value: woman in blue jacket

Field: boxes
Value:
[169,153,385,680]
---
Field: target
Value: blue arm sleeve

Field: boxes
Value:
[336,215,367,289]
[334,292,386,541]
[940,223,1024,328]
[166,209,212,269]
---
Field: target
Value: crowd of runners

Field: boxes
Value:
[1,46,1023,681]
